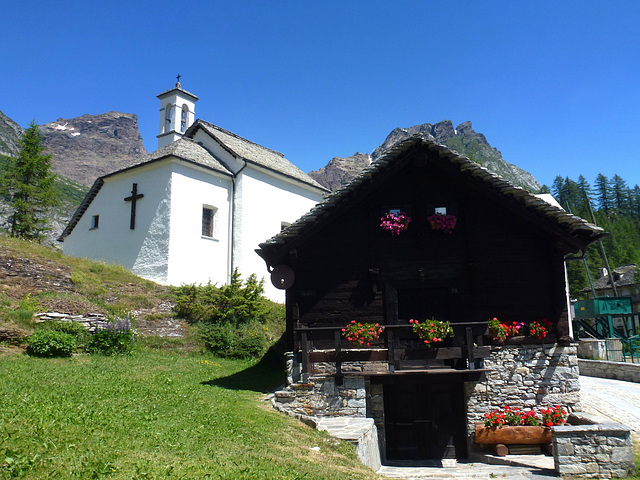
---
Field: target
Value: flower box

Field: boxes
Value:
[475,424,552,445]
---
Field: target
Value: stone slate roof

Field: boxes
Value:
[190,120,327,191]
[591,264,637,290]
[146,137,229,175]
[257,136,608,262]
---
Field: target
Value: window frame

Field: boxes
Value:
[201,205,218,239]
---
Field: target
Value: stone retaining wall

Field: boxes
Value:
[553,422,635,478]
[35,312,109,333]
[273,376,367,422]
[578,358,640,383]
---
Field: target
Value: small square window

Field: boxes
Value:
[90,215,99,229]
[435,207,447,215]
[202,206,217,238]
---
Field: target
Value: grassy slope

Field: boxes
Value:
[0,235,173,335]
[0,350,380,479]
[0,236,381,479]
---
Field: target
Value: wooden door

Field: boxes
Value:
[383,380,466,460]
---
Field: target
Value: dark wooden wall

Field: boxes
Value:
[286,148,568,340]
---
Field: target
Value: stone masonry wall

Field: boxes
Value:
[35,312,109,332]
[578,358,640,383]
[553,423,635,478]
[467,345,580,436]
[273,376,367,423]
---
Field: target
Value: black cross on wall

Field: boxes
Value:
[124,183,144,230]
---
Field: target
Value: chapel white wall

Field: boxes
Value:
[234,167,323,301]
[165,162,232,287]
[63,162,174,283]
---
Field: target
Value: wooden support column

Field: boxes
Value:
[334,329,343,386]
[301,330,309,383]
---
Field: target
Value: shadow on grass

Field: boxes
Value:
[201,337,286,393]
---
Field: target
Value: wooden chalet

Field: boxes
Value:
[256,136,607,462]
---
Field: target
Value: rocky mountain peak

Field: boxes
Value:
[314,120,541,193]
[39,112,148,186]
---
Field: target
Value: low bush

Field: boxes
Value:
[198,321,268,359]
[26,329,77,357]
[173,270,285,359]
[87,317,135,355]
[39,320,87,337]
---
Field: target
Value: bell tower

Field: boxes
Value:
[156,75,199,149]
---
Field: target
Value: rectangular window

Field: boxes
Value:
[202,206,217,238]
[90,215,99,230]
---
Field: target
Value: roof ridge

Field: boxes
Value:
[197,120,285,157]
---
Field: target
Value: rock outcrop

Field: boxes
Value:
[39,112,147,186]
[0,110,23,157]
[308,153,372,191]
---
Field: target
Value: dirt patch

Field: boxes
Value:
[0,252,75,298]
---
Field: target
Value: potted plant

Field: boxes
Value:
[409,318,453,346]
[380,211,411,235]
[342,320,384,347]
[475,405,567,451]
[488,317,526,342]
[427,212,456,234]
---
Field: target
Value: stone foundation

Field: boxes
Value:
[275,344,585,465]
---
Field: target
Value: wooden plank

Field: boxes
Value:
[308,349,388,363]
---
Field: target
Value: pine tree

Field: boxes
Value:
[611,174,630,216]
[1,121,59,240]
[594,173,613,215]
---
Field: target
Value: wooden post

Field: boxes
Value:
[301,330,309,383]
[334,329,343,386]
[387,328,395,373]
[466,327,475,370]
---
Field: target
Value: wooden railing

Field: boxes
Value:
[294,322,491,383]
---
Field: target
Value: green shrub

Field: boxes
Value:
[198,321,268,358]
[39,320,87,337]
[87,317,134,355]
[26,329,77,357]
[173,270,272,325]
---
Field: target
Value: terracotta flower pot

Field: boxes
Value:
[475,424,552,445]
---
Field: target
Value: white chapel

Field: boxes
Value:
[59,81,328,301]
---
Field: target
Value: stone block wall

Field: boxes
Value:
[466,345,580,434]
[273,376,367,422]
[35,312,108,332]
[553,423,635,478]
[579,358,640,383]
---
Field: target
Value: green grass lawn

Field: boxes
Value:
[0,347,380,480]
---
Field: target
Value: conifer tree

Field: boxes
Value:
[594,173,612,215]
[1,121,59,240]
[611,174,630,215]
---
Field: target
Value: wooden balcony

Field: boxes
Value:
[294,322,491,384]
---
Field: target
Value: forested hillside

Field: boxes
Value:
[551,174,640,298]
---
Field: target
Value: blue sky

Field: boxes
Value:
[3,1,639,190]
